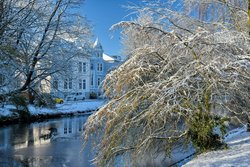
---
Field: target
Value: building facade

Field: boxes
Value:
[49,39,121,99]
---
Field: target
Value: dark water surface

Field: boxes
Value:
[0,116,94,167]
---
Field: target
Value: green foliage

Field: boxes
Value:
[186,110,228,152]
[89,92,97,99]
[185,88,229,152]
[34,93,56,108]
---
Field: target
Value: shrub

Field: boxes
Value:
[186,110,228,152]
[34,93,56,108]
[89,92,97,99]
[9,94,31,121]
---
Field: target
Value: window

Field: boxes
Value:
[53,79,58,89]
[0,74,5,86]
[64,78,72,89]
[78,62,82,73]
[83,79,86,89]
[64,122,67,134]
[69,78,72,89]
[97,78,101,86]
[69,121,72,133]
[64,79,68,89]
[97,63,103,71]
[79,62,87,73]
[79,79,86,89]
[90,63,94,70]
[79,79,82,89]
[83,62,87,72]
[98,53,102,58]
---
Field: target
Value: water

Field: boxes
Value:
[0,116,94,167]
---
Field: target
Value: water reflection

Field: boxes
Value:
[0,116,93,167]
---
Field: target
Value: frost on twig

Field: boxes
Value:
[84,0,250,166]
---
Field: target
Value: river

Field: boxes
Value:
[0,115,94,167]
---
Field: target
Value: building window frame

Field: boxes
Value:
[79,79,82,89]
[78,62,87,73]
[97,77,101,86]
[78,62,82,73]
[69,78,72,89]
[83,62,87,73]
[64,79,68,89]
[82,79,86,90]
[64,78,72,89]
[97,63,103,72]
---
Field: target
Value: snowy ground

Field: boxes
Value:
[182,127,250,167]
[0,99,106,117]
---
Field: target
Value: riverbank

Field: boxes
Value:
[0,99,106,126]
[180,126,250,166]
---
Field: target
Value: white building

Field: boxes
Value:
[49,39,121,99]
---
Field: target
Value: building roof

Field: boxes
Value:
[103,53,115,62]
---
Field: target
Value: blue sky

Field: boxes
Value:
[81,0,141,56]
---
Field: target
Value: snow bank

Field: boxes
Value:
[0,100,106,117]
[0,105,14,116]
[182,127,250,167]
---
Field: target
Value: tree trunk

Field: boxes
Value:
[248,0,250,132]
[0,0,4,38]
[28,88,34,104]
[248,0,250,36]
[247,123,250,132]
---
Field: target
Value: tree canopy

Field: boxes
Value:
[84,0,250,166]
[0,0,92,98]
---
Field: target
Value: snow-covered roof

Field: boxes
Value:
[103,53,115,62]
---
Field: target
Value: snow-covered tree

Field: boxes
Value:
[83,0,250,166]
[0,0,92,101]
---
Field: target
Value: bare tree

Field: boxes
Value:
[83,0,250,166]
[0,0,92,101]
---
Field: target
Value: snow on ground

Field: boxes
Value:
[0,99,106,117]
[182,127,250,167]
[0,105,15,116]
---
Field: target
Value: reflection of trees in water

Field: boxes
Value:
[0,116,88,150]
[0,157,24,167]
[14,156,67,167]
[0,127,11,149]
[0,116,92,167]
[11,124,29,145]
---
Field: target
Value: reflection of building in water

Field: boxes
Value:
[60,117,84,138]
[0,128,11,150]
[0,117,87,150]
